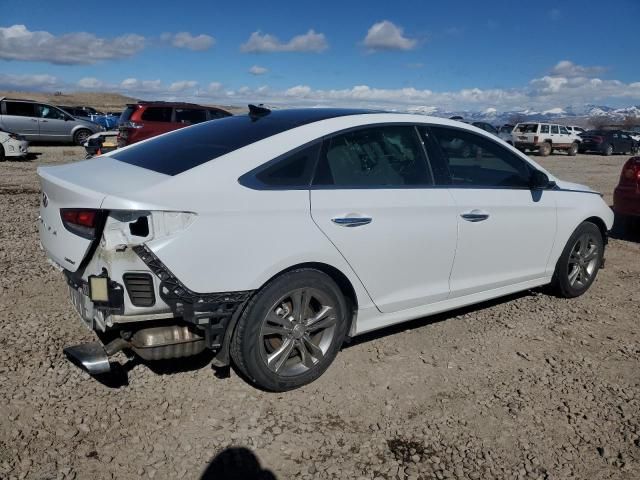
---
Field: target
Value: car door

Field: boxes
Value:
[423,126,557,298]
[36,104,74,141]
[558,125,573,146]
[550,124,561,146]
[310,125,458,313]
[1,101,39,138]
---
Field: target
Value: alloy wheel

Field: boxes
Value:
[259,287,337,377]
[567,233,599,288]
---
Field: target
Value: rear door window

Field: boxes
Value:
[551,125,559,134]
[5,101,36,117]
[141,107,173,122]
[175,108,207,125]
[313,126,432,187]
[540,125,550,134]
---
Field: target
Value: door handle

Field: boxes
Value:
[331,216,372,227]
[31,119,38,122]
[461,210,490,222]
[41,120,48,123]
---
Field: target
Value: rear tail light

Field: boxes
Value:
[533,136,538,144]
[60,209,100,239]
[123,121,144,129]
[620,157,640,186]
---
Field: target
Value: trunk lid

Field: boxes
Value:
[38,157,169,271]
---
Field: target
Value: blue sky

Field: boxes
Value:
[1,0,639,112]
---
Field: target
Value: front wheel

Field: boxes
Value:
[567,142,578,156]
[0,144,5,162]
[550,222,604,298]
[603,144,613,156]
[230,269,349,391]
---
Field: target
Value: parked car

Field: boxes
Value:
[498,124,514,144]
[512,122,581,156]
[59,106,120,131]
[0,98,103,144]
[613,156,640,231]
[83,131,118,158]
[566,125,586,136]
[0,127,29,160]
[471,121,499,136]
[38,107,613,391]
[117,101,231,147]
[579,130,639,156]
[622,130,640,142]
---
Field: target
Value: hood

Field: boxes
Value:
[554,179,599,194]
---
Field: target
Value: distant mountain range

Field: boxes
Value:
[405,104,640,126]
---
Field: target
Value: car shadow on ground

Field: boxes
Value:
[345,289,535,349]
[200,447,277,480]
[609,212,640,244]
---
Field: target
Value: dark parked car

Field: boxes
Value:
[580,130,639,156]
[471,121,499,136]
[117,101,232,147]
[613,156,640,231]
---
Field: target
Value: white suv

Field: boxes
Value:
[512,122,581,156]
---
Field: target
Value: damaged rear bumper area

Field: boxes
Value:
[64,243,253,376]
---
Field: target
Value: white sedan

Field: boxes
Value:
[0,128,29,160]
[37,106,613,391]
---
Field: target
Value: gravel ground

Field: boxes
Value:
[0,146,638,480]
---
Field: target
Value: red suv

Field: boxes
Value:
[117,101,231,147]
[613,156,640,229]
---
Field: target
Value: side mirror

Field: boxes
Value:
[529,170,553,190]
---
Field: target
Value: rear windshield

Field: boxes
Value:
[110,109,373,176]
[119,106,135,124]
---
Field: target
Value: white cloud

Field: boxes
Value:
[363,20,417,51]
[168,80,198,92]
[0,24,144,64]
[249,65,268,75]
[207,82,223,93]
[240,29,328,53]
[0,73,58,89]
[551,60,605,78]
[77,77,104,89]
[161,32,215,51]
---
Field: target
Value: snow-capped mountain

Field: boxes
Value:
[405,104,640,126]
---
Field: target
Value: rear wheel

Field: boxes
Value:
[73,129,92,146]
[0,144,5,162]
[538,142,552,156]
[567,142,578,156]
[603,144,613,156]
[550,222,603,298]
[230,269,349,391]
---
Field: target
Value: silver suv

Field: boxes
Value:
[0,98,103,145]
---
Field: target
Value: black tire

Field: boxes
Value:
[73,129,92,146]
[603,144,613,156]
[230,269,349,391]
[550,222,604,298]
[0,144,5,162]
[567,142,578,156]
[538,142,552,156]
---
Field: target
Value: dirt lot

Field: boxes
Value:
[0,147,638,480]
